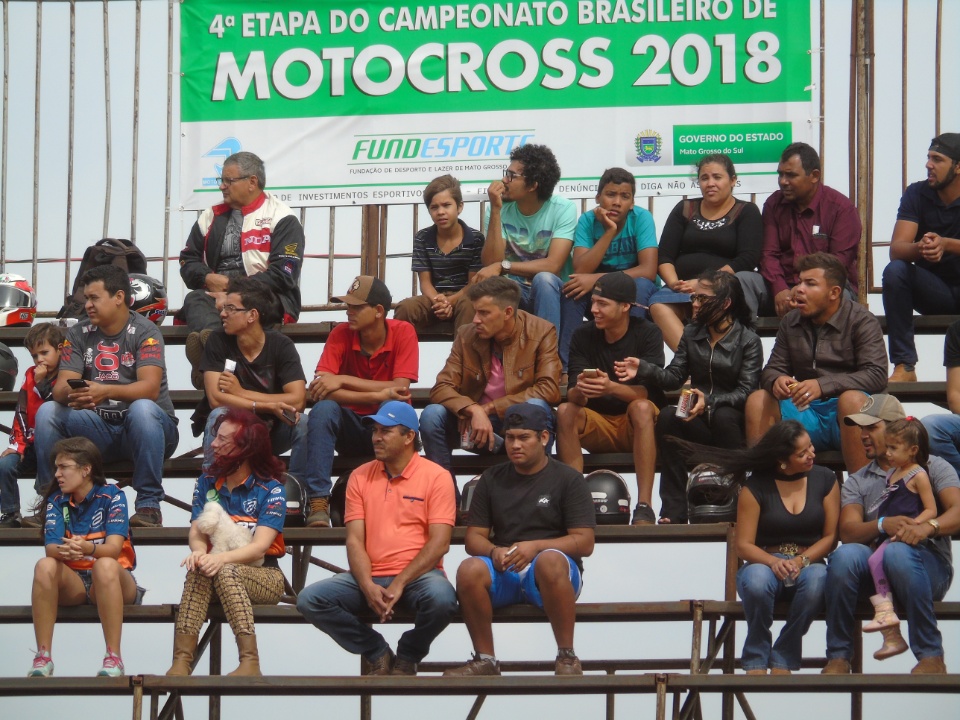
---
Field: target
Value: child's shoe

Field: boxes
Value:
[874,626,908,660]
[864,593,900,632]
[28,648,53,677]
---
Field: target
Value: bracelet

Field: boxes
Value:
[877,516,886,534]
[252,401,257,413]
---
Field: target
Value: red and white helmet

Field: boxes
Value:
[0,273,37,327]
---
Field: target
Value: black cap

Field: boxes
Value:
[592,271,636,305]
[503,403,551,433]
[331,276,392,309]
[930,133,960,162]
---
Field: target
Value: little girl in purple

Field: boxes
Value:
[865,418,938,660]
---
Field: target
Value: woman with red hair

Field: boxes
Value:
[166,408,287,677]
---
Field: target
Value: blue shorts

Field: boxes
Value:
[778,397,841,450]
[648,287,691,306]
[479,550,583,610]
[75,569,146,606]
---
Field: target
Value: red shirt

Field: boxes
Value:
[760,184,862,295]
[315,319,419,414]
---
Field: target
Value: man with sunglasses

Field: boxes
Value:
[179,151,304,389]
[191,276,307,477]
[476,144,577,379]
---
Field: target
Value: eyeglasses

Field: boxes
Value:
[689,293,714,304]
[216,175,251,186]
[502,169,525,182]
[220,304,249,315]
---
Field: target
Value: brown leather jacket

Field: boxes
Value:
[429,310,561,418]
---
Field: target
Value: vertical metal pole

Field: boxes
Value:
[162,0,174,288]
[210,623,222,720]
[819,0,825,166]
[854,0,871,305]
[130,0,142,242]
[605,669,615,720]
[865,0,875,295]
[1,0,8,270]
[65,0,76,297]
[102,0,112,237]
[361,205,380,276]
[378,204,388,280]
[327,207,336,299]
[934,0,942,136]
[901,0,909,191]
[31,0,42,289]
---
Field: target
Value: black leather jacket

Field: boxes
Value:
[636,320,763,418]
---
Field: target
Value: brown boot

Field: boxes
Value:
[821,658,851,674]
[306,497,331,528]
[910,656,946,674]
[874,626,908,660]
[889,364,917,383]
[227,634,261,677]
[166,633,199,676]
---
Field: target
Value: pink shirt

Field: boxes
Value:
[480,351,505,406]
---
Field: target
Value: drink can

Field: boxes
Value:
[460,429,474,450]
[676,387,694,419]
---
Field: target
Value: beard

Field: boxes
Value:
[930,163,958,191]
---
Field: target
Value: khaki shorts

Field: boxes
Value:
[579,405,658,453]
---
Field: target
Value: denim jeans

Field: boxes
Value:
[419,398,556,481]
[181,288,225,332]
[202,405,310,477]
[292,401,373,500]
[517,272,563,366]
[922,413,960,478]
[558,276,657,370]
[0,446,37,514]
[296,569,458,664]
[825,542,952,661]
[34,400,179,511]
[736,555,827,671]
[881,259,960,365]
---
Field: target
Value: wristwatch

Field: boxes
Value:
[798,555,811,568]
[926,518,941,538]
[500,259,512,274]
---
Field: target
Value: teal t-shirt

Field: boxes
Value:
[573,206,658,274]
[486,194,577,285]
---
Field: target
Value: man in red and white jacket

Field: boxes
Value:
[179,151,305,387]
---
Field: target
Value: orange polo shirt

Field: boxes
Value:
[344,453,456,577]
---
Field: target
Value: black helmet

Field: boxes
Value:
[686,463,741,524]
[0,342,17,391]
[280,472,305,527]
[128,273,168,325]
[457,475,482,525]
[585,470,631,525]
[329,473,350,527]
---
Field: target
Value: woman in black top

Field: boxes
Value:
[672,420,840,674]
[615,270,763,524]
[649,154,763,350]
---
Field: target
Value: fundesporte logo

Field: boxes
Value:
[634,131,663,163]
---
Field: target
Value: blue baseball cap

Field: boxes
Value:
[362,400,418,432]
[503,403,550,433]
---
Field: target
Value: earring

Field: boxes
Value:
[779,463,786,471]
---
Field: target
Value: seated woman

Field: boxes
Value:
[30,437,144,677]
[167,408,287,677]
[674,420,840,674]
[394,174,484,332]
[615,271,763,524]
[648,154,763,351]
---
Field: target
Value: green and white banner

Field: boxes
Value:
[180,0,815,208]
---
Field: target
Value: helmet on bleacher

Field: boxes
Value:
[280,472,306,527]
[585,470,631,525]
[457,475,482,525]
[0,273,37,328]
[128,273,167,325]
[0,342,17,391]
[686,463,741,524]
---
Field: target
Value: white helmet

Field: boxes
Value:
[0,273,37,327]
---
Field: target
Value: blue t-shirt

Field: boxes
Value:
[44,483,135,571]
[897,180,960,284]
[191,473,287,558]
[486,194,577,284]
[573,206,659,275]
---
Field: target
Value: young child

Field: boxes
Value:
[865,417,938,660]
[0,322,62,528]
[393,174,484,332]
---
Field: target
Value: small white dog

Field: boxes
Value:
[195,502,263,567]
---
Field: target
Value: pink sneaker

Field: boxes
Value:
[97,649,125,677]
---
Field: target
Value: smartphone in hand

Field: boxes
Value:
[67,378,89,390]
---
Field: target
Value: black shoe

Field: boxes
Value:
[366,649,395,676]
[0,511,22,528]
[19,511,45,529]
[631,503,656,525]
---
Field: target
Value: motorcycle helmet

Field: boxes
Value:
[280,472,306,527]
[128,273,168,325]
[0,342,18,391]
[329,472,352,527]
[585,469,631,525]
[0,273,37,327]
[686,463,741,524]
[457,475,482,526]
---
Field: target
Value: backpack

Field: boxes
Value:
[57,238,148,320]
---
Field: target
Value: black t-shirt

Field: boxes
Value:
[468,458,596,571]
[744,465,837,548]
[567,316,666,415]
[657,198,762,279]
[193,330,306,429]
[944,319,960,368]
